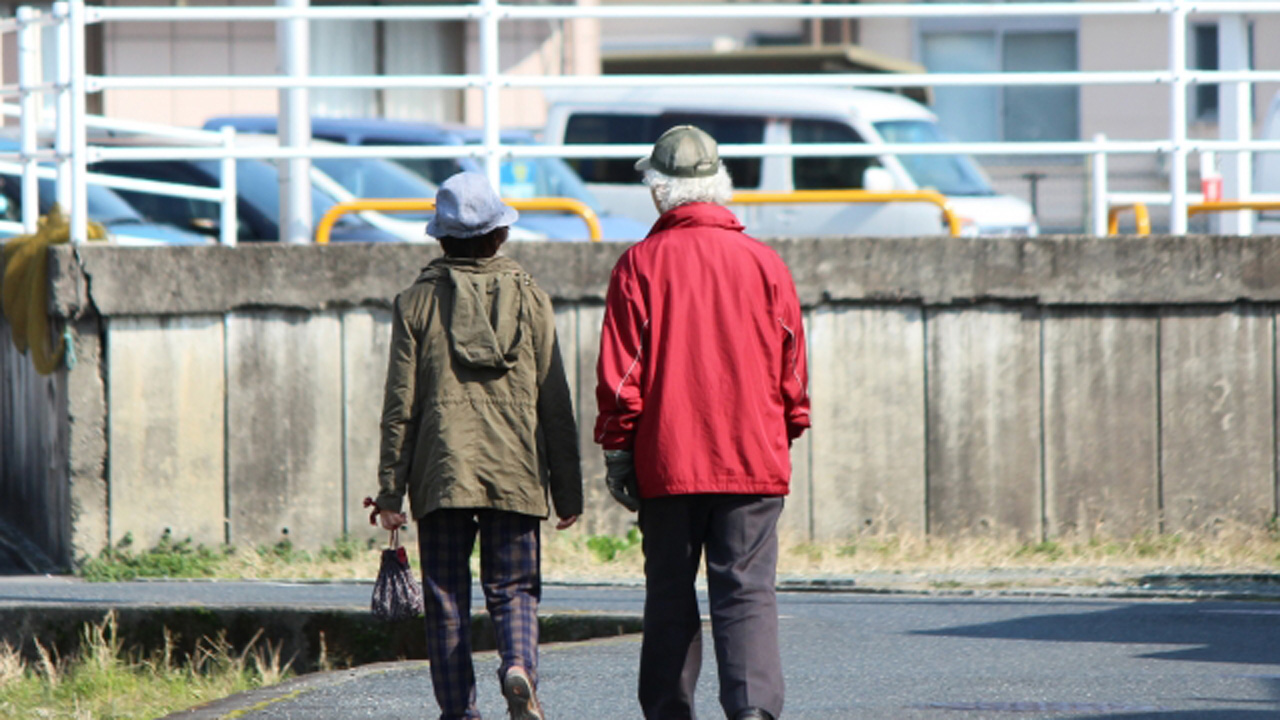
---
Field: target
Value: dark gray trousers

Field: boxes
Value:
[638,494,785,720]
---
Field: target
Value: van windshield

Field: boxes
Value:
[872,120,994,197]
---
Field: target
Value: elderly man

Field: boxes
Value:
[375,172,583,720]
[595,126,811,720]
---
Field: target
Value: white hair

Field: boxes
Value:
[643,165,734,214]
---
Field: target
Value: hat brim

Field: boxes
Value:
[425,205,519,239]
[634,156,652,173]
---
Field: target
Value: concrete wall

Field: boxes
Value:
[7,238,1280,565]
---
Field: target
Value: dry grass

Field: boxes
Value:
[78,521,1280,585]
[209,524,1280,581]
[0,642,24,686]
[774,521,1280,576]
[0,612,292,720]
[209,529,649,581]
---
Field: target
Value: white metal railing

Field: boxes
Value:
[6,0,1280,242]
[3,6,239,244]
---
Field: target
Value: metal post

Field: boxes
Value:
[220,125,239,247]
[480,0,502,191]
[17,6,41,234]
[1218,11,1252,235]
[67,0,88,243]
[277,0,311,243]
[1169,0,1189,235]
[53,2,72,216]
[1021,171,1046,219]
[1091,133,1108,236]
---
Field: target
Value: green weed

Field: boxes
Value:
[1132,532,1185,558]
[1014,540,1066,561]
[317,535,372,563]
[79,533,230,582]
[257,539,311,563]
[585,528,642,563]
[789,543,824,563]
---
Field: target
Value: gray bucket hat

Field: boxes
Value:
[634,124,720,178]
[426,171,519,239]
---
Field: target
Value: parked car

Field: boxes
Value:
[543,86,1039,238]
[202,116,650,241]
[0,142,210,245]
[219,134,544,242]
[89,154,401,243]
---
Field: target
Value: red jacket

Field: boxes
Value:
[594,202,810,498]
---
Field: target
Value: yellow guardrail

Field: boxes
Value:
[1189,200,1280,219]
[730,189,963,237]
[1107,200,1280,236]
[1107,203,1152,235]
[315,197,603,244]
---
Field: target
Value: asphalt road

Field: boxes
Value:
[88,583,1272,720]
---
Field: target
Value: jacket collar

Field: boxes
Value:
[649,202,744,236]
[418,254,522,283]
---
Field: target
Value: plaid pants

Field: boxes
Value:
[417,509,542,720]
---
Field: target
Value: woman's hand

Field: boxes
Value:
[379,509,409,531]
[555,515,579,531]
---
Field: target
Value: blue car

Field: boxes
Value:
[88,156,400,243]
[0,142,209,246]
[203,116,650,241]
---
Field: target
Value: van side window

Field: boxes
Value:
[792,120,877,191]
[564,112,764,188]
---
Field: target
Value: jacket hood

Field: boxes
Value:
[421,256,527,371]
[648,202,745,236]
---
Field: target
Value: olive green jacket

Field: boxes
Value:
[376,255,583,520]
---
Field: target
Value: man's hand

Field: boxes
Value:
[379,509,408,531]
[604,450,641,512]
[556,515,579,530]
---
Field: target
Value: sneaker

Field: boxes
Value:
[502,666,544,720]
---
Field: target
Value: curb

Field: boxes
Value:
[157,660,425,720]
[776,571,1280,602]
[0,604,643,673]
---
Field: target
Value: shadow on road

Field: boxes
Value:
[913,601,1280,667]
[1064,707,1280,712]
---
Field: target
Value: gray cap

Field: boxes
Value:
[425,171,519,239]
[634,125,720,178]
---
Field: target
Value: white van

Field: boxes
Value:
[544,86,1038,238]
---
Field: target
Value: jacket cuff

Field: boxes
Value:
[375,492,405,514]
[787,420,809,441]
[556,501,584,520]
[599,434,636,452]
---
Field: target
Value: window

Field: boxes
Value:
[563,113,765,188]
[1191,22,1255,123]
[920,24,1079,145]
[1003,32,1079,142]
[1193,24,1219,121]
[791,120,876,190]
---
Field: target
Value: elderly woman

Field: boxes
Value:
[375,171,582,720]
[595,126,810,720]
